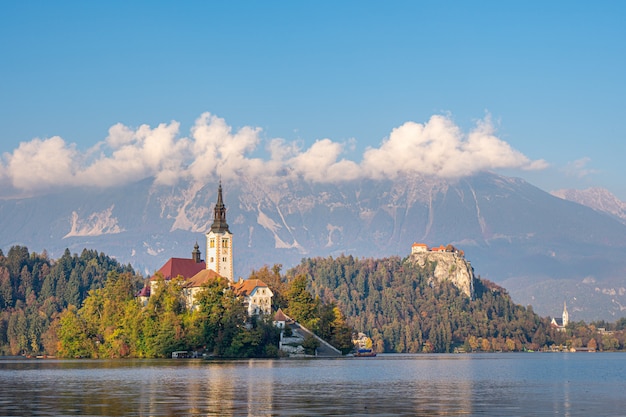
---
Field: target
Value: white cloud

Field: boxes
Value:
[564,157,597,178]
[6,136,78,190]
[287,139,361,182]
[0,112,547,196]
[79,120,186,187]
[187,113,263,182]
[361,115,546,179]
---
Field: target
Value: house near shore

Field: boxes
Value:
[273,308,289,329]
[138,183,272,315]
[232,279,273,316]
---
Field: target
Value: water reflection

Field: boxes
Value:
[1,353,625,416]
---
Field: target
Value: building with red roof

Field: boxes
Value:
[139,183,273,315]
[431,245,447,252]
[273,308,290,329]
[411,243,429,253]
[148,241,204,282]
[232,279,273,315]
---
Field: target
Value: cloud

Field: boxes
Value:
[361,115,547,179]
[287,139,361,182]
[563,157,598,178]
[5,136,78,191]
[188,113,263,182]
[81,121,187,187]
[0,112,547,196]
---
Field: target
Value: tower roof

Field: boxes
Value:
[210,182,230,233]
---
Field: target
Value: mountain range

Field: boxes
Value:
[551,187,626,225]
[1,172,625,322]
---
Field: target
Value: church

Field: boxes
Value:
[550,301,569,331]
[138,182,273,315]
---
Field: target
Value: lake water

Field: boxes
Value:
[0,353,624,416]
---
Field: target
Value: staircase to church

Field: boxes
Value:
[290,322,342,357]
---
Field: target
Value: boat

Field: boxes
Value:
[352,332,377,357]
[354,348,377,357]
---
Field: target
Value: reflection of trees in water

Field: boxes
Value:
[2,356,625,415]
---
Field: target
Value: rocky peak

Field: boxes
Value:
[551,187,626,224]
[407,251,476,298]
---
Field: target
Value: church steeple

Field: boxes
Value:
[562,301,569,327]
[210,181,230,233]
[206,181,234,283]
[192,241,201,263]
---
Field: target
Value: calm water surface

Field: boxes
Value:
[1,353,624,416]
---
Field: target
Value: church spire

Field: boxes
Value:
[210,181,230,233]
[192,241,201,263]
[206,181,234,283]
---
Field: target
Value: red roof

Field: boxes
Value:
[412,242,428,247]
[136,286,151,297]
[150,258,206,281]
[185,269,223,288]
[233,279,269,297]
[274,308,289,322]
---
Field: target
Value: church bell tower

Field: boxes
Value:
[206,182,234,283]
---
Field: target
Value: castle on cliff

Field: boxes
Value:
[409,242,474,298]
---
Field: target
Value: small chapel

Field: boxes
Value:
[550,301,569,331]
[138,182,273,315]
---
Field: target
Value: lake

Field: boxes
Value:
[0,353,624,416]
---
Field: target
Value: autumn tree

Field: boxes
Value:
[285,274,318,329]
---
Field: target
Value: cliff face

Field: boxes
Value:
[408,252,475,298]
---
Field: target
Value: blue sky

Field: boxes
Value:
[1,1,625,198]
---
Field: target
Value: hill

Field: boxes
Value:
[2,172,626,320]
[289,254,555,353]
[0,246,139,355]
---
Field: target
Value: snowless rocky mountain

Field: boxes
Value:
[552,187,626,225]
[1,172,626,321]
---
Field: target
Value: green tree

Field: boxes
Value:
[0,267,12,309]
[301,333,320,355]
[57,305,93,358]
[330,306,354,354]
[285,274,318,329]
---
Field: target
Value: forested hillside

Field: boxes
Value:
[3,245,625,357]
[289,255,557,353]
[55,265,352,359]
[0,246,138,355]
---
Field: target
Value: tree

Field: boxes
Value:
[587,337,597,351]
[285,275,318,329]
[301,334,320,355]
[330,306,354,354]
[57,305,92,358]
[193,277,248,356]
[0,267,12,309]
